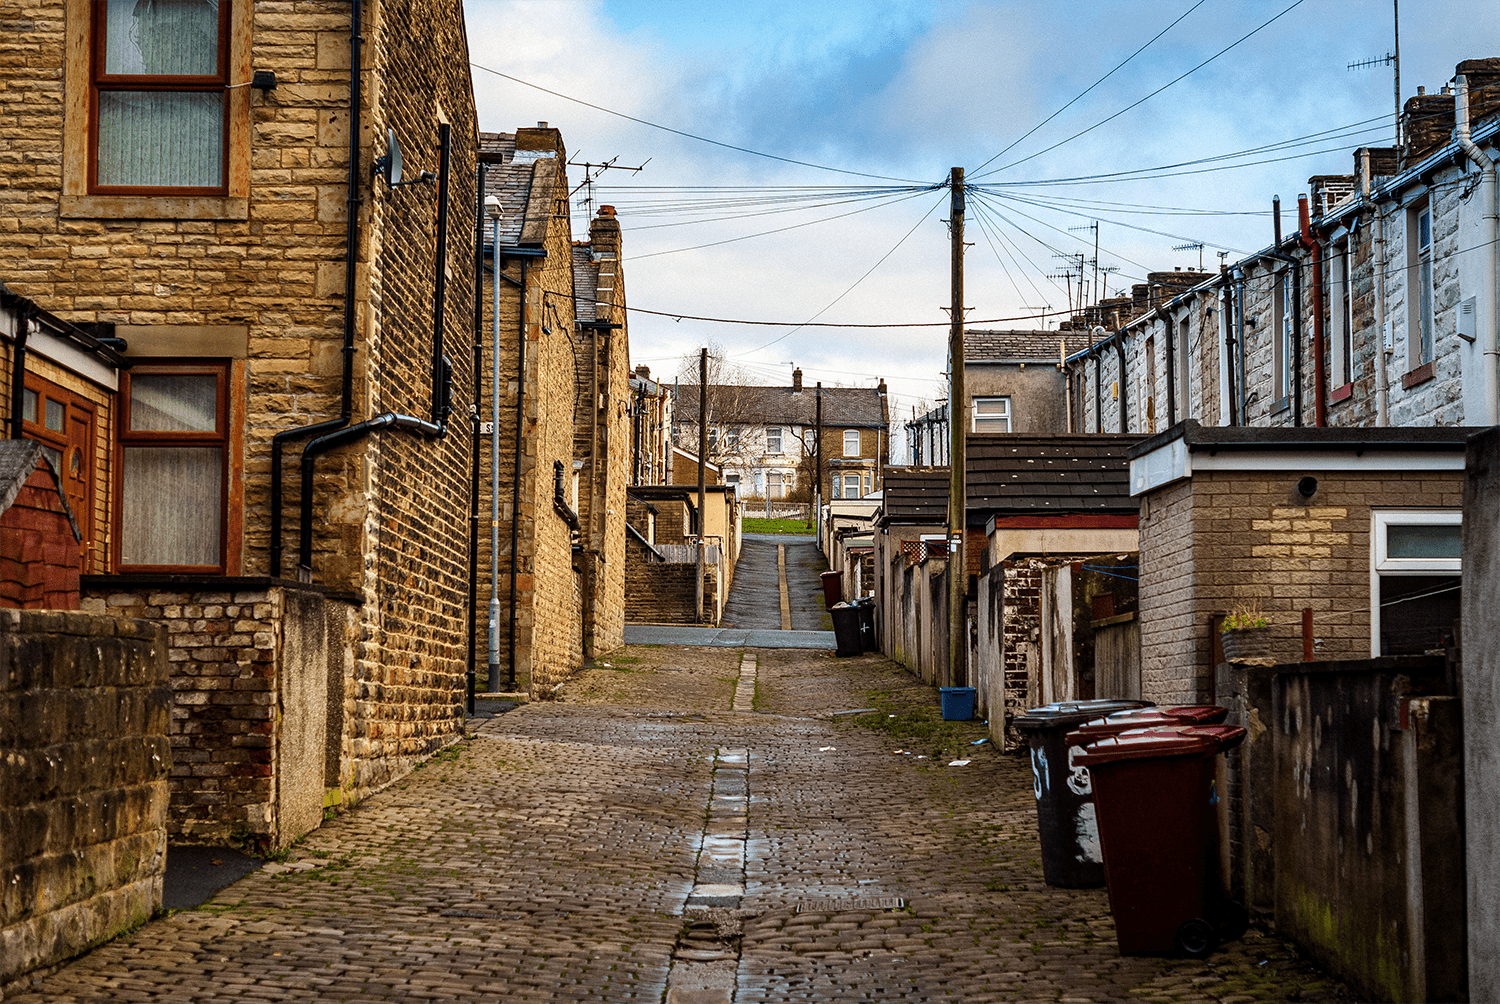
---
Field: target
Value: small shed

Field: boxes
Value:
[0,439,82,609]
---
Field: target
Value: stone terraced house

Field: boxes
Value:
[474,127,631,690]
[0,0,479,849]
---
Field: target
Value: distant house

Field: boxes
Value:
[906,330,1070,465]
[674,367,890,502]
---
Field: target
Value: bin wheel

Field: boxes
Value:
[1212,901,1249,943]
[1176,918,1218,958]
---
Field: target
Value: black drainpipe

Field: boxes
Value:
[7,304,29,439]
[1266,196,1304,428]
[465,161,486,715]
[296,121,456,571]
[271,0,364,576]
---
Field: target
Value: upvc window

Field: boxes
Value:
[765,427,782,455]
[1274,270,1292,402]
[1370,509,1461,657]
[1408,203,1435,368]
[843,429,860,457]
[971,396,1011,433]
[91,0,230,193]
[843,474,862,498]
[1330,240,1353,387]
[118,361,229,571]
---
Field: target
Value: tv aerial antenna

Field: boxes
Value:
[569,155,650,219]
[1348,0,1403,148]
[1173,241,1205,271]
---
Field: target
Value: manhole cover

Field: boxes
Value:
[794,896,904,913]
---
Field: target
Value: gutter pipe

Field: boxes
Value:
[297,121,457,571]
[7,308,29,439]
[1298,195,1328,426]
[1456,73,1500,426]
[272,0,363,576]
[1234,267,1248,424]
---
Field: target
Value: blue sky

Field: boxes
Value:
[464,0,1500,425]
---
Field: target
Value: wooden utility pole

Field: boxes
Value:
[697,347,707,622]
[814,382,823,528]
[947,167,967,688]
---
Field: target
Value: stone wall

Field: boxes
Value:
[999,559,1042,746]
[1139,468,1463,705]
[80,580,332,849]
[1137,478,1197,703]
[624,555,718,625]
[0,609,170,989]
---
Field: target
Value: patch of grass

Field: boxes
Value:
[741,517,815,535]
[844,688,978,758]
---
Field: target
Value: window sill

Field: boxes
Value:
[1402,361,1435,390]
[1330,382,1354,405]
[61,195,249,221]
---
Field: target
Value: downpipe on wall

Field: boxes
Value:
[1456,72,1500,426]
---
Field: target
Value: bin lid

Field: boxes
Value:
[1073,724,1247,766]
[1064,706,1229,745]
[1011,698,1154,732]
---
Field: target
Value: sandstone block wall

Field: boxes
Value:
[0,609,170,989]
[1139,468,1463,705]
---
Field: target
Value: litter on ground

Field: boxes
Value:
[948,759,971,767]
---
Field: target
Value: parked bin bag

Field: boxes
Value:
[1075,725,1246,957]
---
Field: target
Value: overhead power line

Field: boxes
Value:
[976,0,1309,179]
[470,61,933,185]
[972,0,1208,176]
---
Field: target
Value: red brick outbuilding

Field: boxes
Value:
[0,439,82,610]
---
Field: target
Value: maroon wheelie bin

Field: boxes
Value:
[1065,705,1228,746]
[1074,724,1246,957]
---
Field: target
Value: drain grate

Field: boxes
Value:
[794,896,904,913]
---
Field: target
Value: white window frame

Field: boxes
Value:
[843,473,862,498]
[1409,202,1435,369]
[843,429,860,457]
[1329,236,1354,388]
[971,396,1011,433]
[765,426,783,455]
[1274,269,1292,403]
[1369,508,1462,656]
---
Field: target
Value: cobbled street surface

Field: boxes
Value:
[12,648,1353,1003]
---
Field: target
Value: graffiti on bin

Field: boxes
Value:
[1030,746,1047,800]
[1075,802,1103,864]
[1066,743,1092,796]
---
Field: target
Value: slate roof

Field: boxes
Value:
[572,245,599,323]
[879,435,1144,524]
[675,385,886,428]
[965,329,1067,362]
[478,133,533,247]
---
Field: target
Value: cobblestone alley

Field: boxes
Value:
[10,648,1352,1003]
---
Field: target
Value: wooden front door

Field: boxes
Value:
[23,375,100,572]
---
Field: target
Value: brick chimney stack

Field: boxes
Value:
[792,367,803,393]
[590,204,621,259]
[515,122,566,162]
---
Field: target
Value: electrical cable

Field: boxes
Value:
[471,61,933,185]
[975,0,1309,179]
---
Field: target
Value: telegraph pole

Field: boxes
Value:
[697,347,707,622]
[947,167,966,688]
[814,382,823,529]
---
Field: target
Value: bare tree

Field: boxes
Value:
[672,342,769,470]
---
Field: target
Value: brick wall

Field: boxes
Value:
[1000,558,1043,746]
[0,609,170,988]
[80,582,333,848]
[1,462,80,609]
[624,548,717,624]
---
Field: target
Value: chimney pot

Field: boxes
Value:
[538,120,549,128]
[1417,86,1426,96]
[599,205,616,217]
